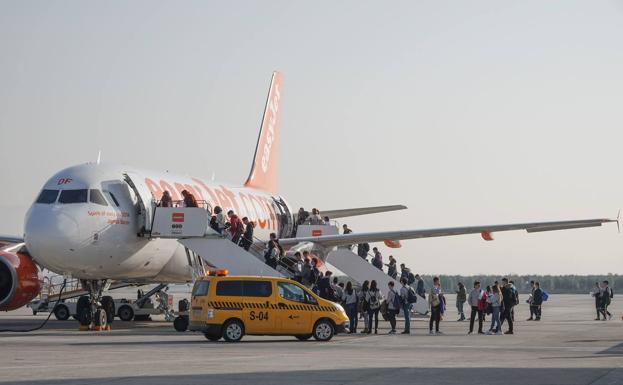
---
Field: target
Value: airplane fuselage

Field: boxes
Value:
[24,162,293,282]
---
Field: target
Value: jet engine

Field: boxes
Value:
[0,251,41,311]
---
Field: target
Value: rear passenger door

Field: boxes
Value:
[276,282,312,334]
[241,280,276,334]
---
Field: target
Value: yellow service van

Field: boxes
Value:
[189,273,349,342]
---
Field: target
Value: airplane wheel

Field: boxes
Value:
[117,305,134,321]
[94,309,107,328]
[53,304,70,321]
[76,296,91,326]
[173,316,188,332]
[101,296,115,324]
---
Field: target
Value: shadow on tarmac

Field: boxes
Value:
[2,367,621,385]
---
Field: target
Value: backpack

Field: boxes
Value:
[477,292,488,312]
[391,289,401,309]
[513,288,520,306]
[368,290,380,309]
[542,291,549,302]
[407,272,415,285]
[407,286,418,304]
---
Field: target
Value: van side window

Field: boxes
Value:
[277,282,307,303]
[192,281,210,296]
[216,281,243,296]
[243,281,272,297]
[89,189,108,206]
[36,189,59,204]
[59,189,88,204]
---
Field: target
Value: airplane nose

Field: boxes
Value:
[24,206,80,262]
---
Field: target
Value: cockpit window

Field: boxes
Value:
[58,189,88,204]
[89,189,108,206]
[104,191,120,207]
[36,189,59,204]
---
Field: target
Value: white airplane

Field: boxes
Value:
[0,71,616,329]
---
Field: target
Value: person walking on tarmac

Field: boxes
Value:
[343,281,359,333]
[455,282,467,321]
[532,282,544,321]
[365,280,383,334]
[467,281,485,335]
[500,278,517,335]
[386,281,400,334]
[429,277,445,335]
[399,277,412,334]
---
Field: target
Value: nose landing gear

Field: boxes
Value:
[76,280,114,331]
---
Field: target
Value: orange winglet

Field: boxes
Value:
[481,231,494,241]
[384,240,402,248]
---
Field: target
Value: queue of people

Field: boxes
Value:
[592,280,614,321]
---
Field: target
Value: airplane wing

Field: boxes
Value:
[280,218,617,248]
[0,235,24,249]
[320,205,407,220]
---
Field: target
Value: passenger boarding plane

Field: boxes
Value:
[0,72,616,329]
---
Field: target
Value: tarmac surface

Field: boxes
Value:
[1,294,622,385]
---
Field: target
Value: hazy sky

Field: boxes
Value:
[1,1,622,275]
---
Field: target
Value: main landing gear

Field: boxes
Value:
[76,280,115,331]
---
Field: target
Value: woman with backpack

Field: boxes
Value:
[386,281,400,334]
[487,285,503,335]
[359,280,370,333]
[428,276,444,335]
[343,281,359,333]
[365,280,384,334]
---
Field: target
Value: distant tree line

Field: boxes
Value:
[419,274,621,294]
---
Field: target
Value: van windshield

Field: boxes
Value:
[192,281,210,296]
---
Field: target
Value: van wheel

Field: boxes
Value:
[313,319,334,341]
[204,333,221,341]
[173,316,188,332]
[222,319,244,342]
[53,304,70,321]
[295,334,312,341]
[118,305,134,321]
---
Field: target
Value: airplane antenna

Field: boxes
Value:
[96,150,102,165]
[211,171,216,182]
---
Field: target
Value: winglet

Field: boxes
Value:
[617,209,621,234]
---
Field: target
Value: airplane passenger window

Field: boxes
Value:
[35,189,59,204]
[89,189,108,206]
[58,189,88,204]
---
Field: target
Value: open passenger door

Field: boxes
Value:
[123,172,156,235]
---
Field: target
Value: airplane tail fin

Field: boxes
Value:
[244,71,283,194]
